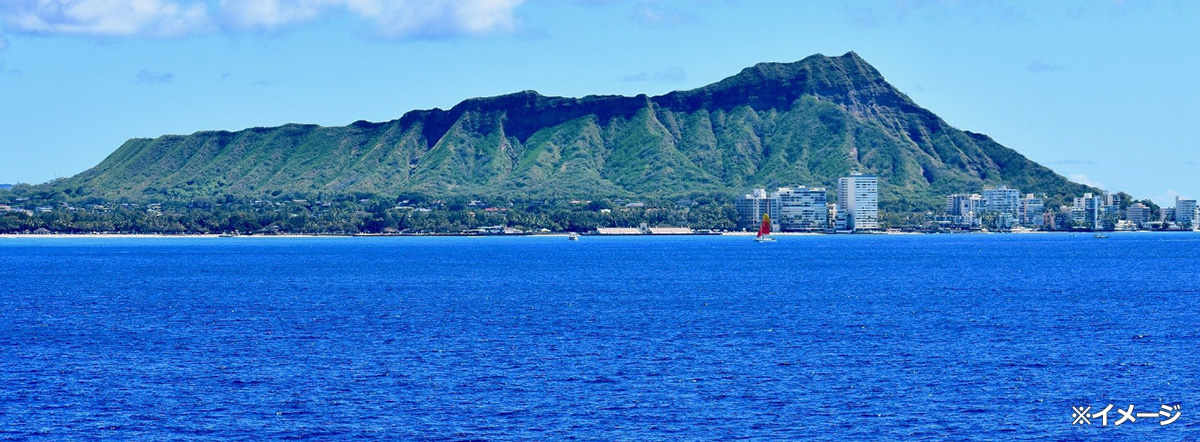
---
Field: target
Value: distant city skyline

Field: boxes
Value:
[736,178,1198,232]
[0,1,1197,206]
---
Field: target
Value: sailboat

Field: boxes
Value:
[755,213,776,242]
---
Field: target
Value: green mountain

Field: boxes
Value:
[44,52,1094,210]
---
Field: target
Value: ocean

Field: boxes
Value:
[1,233,1197,440]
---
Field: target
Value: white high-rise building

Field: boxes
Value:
[1072,193,1107,230]
[1103,192,1123,219]
[735,189,780,230]
[983,186,1021,216]
[1177,196,1198,230]
[981,186,1021,229]
[1126,203,1151,228]
[776,186,828,231]
[836,172,878,231]
[1018,194,1045,227]
[946,193,983,217]
[942,193,983,229]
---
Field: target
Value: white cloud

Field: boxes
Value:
[217,0,524,38]
[0,0,524,39]
[0,0,210,37]
[360,0,525,38]
[216,0,327,31]
[1069,173,1105,189]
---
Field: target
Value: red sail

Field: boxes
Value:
[757,213,771,237]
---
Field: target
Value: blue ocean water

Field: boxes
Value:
[1,233,1198,441]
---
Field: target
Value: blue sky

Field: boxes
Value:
[0,0,1196,205]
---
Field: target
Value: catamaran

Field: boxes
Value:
[755,213,776,242]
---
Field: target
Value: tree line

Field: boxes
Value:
[0,190,741,234]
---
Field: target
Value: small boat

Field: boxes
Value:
[754,213,776,242]
[568,232,579,241]
[1093,233,1109,239]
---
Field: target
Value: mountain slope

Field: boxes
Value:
[47,52,1095,210]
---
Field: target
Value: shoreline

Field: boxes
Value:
[2,230,1195,239]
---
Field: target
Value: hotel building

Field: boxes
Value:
[1177,196,1198,230]
[836,172,879,231]
[941,193,983,229]
[735,189,780,230]
[1126,203,1151,228]
[776,186,828,231]
[1018,194,1045,227]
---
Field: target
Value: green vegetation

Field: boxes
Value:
[2,52,1099,233]
[0,191,738,234]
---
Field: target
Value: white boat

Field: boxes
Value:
[568,232,579,241]
[754,214,776,242]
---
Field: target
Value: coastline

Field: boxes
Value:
[3,230,1193,239]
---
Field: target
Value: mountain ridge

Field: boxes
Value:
[38,52,1096,211]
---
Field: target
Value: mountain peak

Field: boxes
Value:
[745,51,872,77]
[652,51,896,113]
